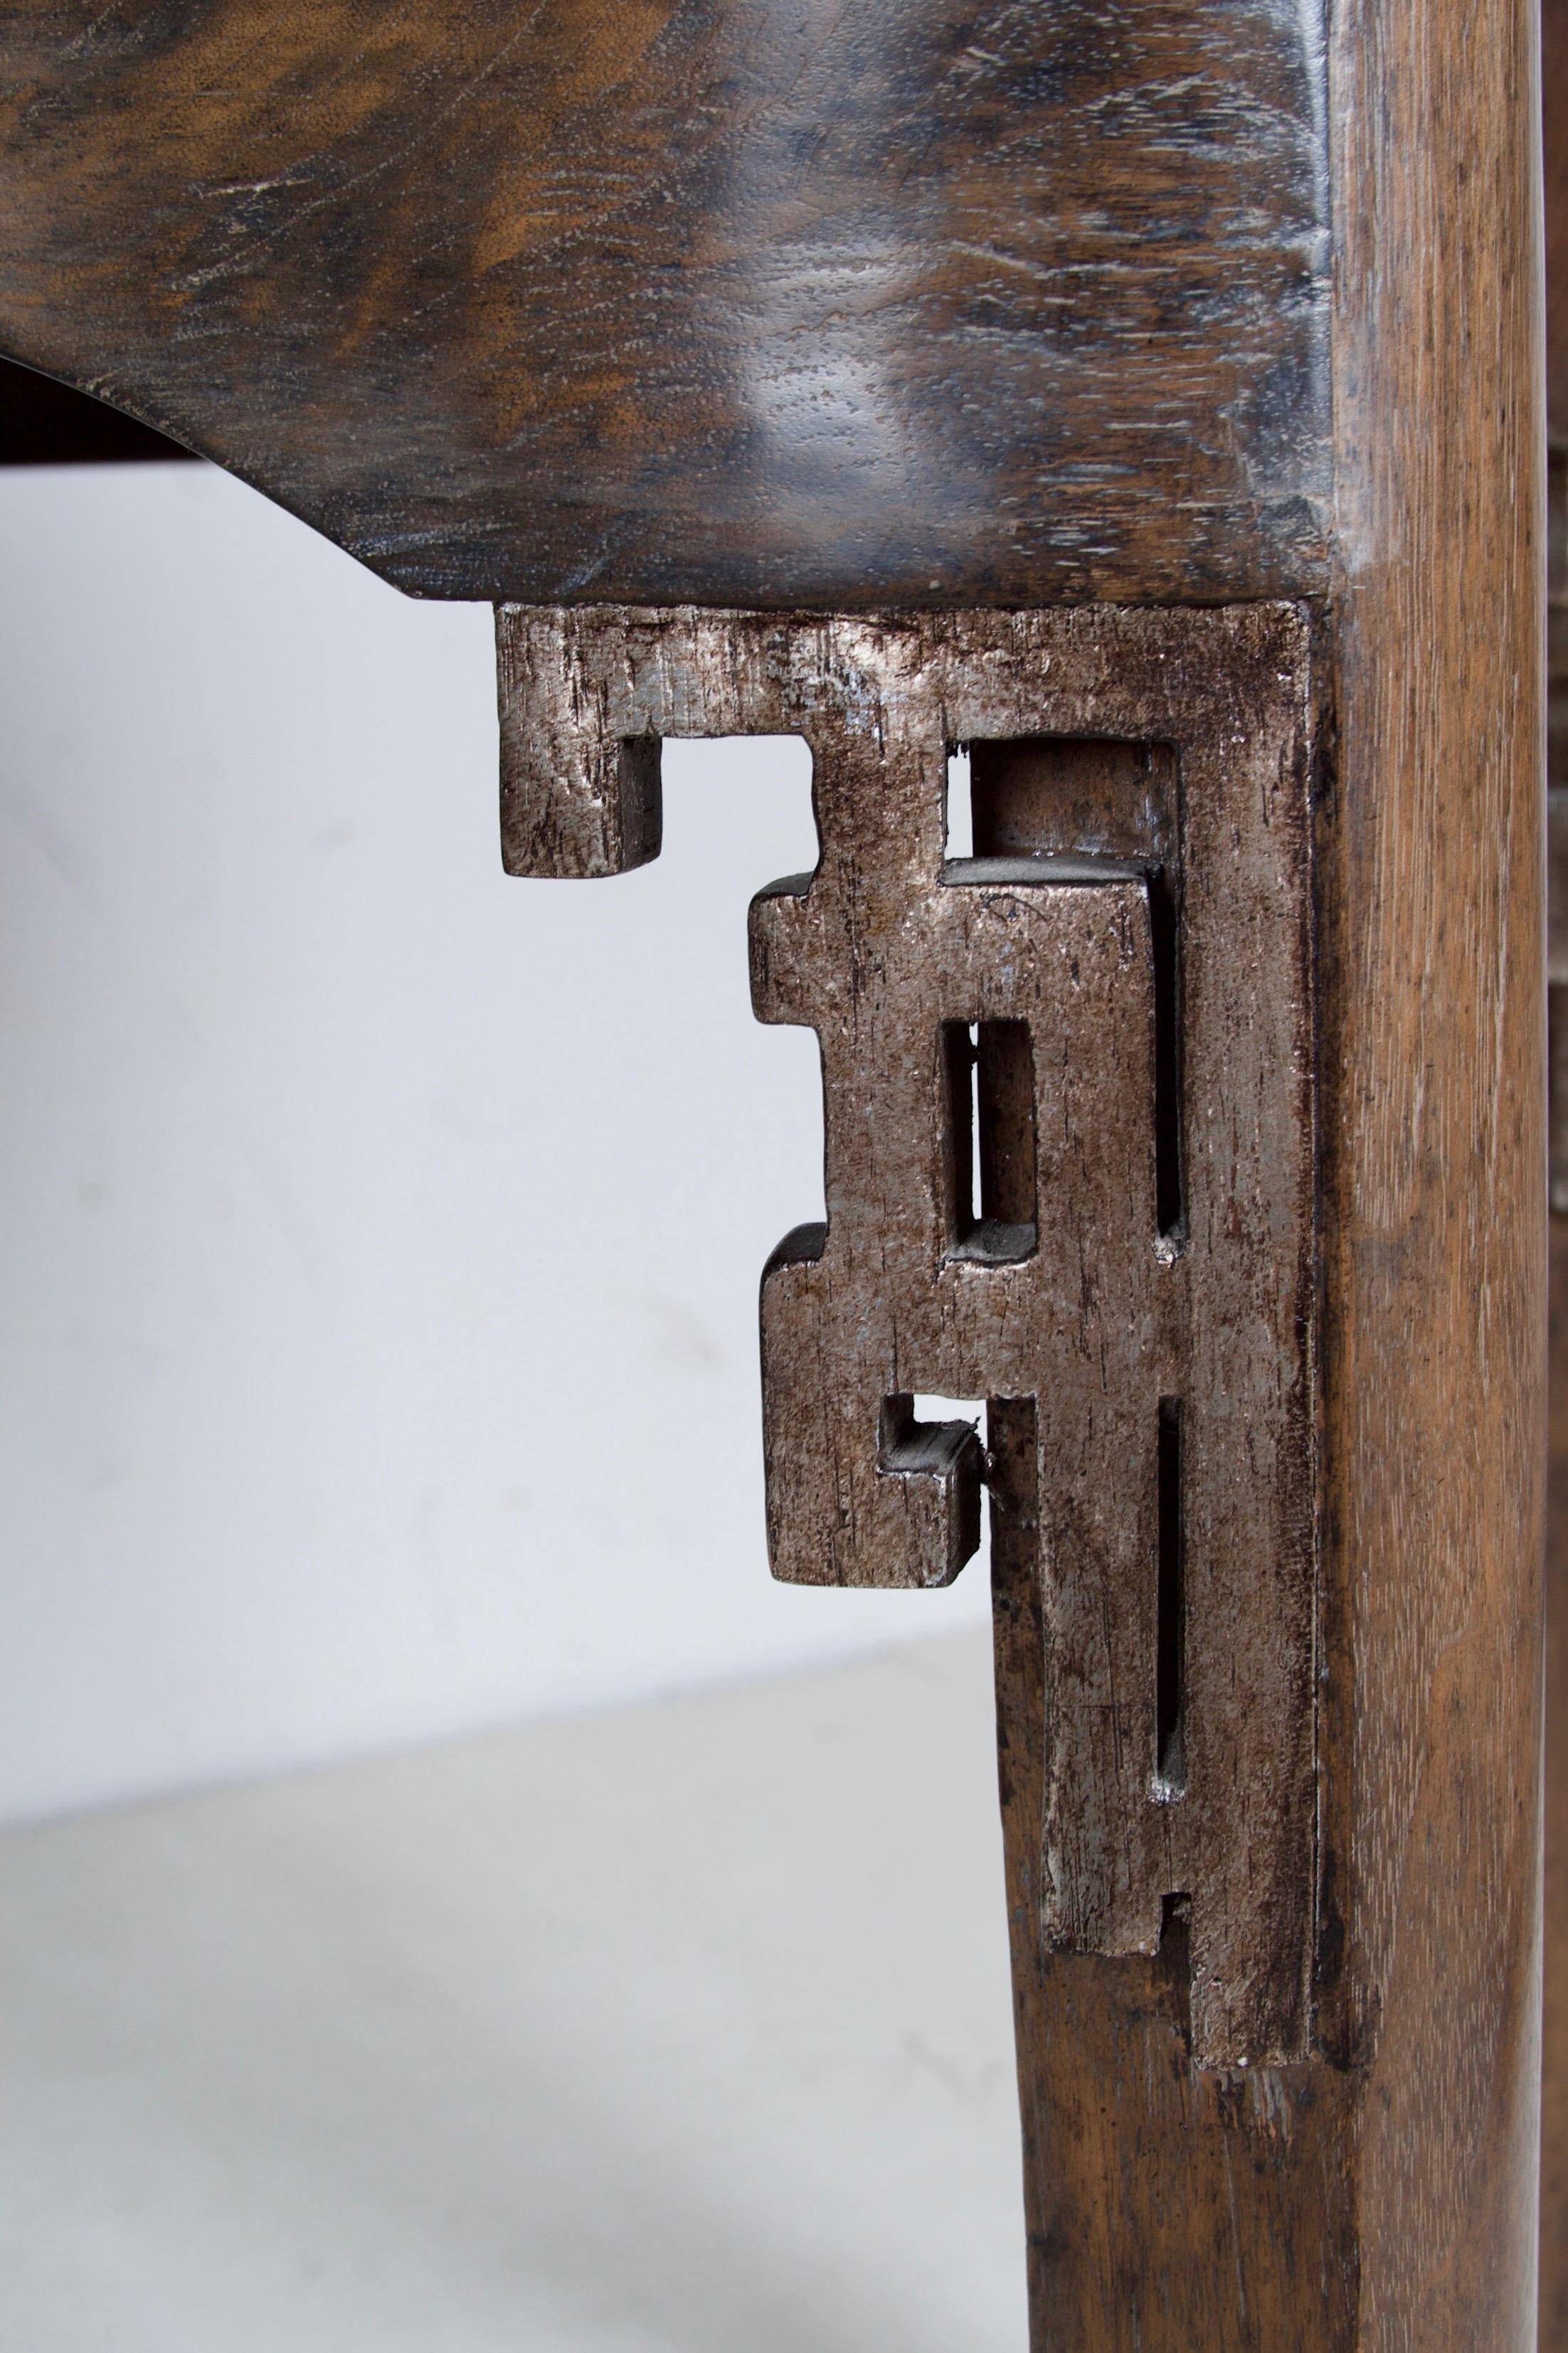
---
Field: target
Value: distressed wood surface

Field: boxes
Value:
[0,0,1330,608]
[992,1411,1356,2352]
[497,599,1319,2071]
[969,661,1350,2351]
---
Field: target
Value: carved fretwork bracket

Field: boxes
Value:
[497,601,1318,2067]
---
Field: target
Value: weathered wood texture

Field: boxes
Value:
[497,601,1318,2069]
[0,0,1330,608]
[1328,0,1545,2341]
[992,1411,1356,2352]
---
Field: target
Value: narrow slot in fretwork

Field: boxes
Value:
[1155,1397,1187,1799]
[1149,873,1185,1245]
[941,1019,1037,1262]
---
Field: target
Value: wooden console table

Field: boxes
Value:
[0,4,1549,2344]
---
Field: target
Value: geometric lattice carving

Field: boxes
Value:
[496,601,1317,2066]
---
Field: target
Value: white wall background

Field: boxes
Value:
[0,462,989,1824]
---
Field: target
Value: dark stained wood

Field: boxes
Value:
[1326,0,1545,2338]
[0,0,1331,609]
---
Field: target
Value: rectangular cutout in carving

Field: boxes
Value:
[1155,1397,1186,1799]
[910,1395,987,1452]
[961,734,1184,1243]
[1159,1892,1194,2043]
[1149,873,1184,1243]
[879,1393,976,1468]
[942,1021,1037,1262]
[968,735,1176,867]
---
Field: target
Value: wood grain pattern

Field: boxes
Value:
[1547,1220,1568,2348]
[0,0,1331,608]
[1327,0,1545,2339]
[1545,4,1568,2336]
[1547,0,1568,453]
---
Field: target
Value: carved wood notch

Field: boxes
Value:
[497,602,1318,2068]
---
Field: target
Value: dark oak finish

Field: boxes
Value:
[0,0,1331,608]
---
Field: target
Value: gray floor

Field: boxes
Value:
[0,1629,1026,2351]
